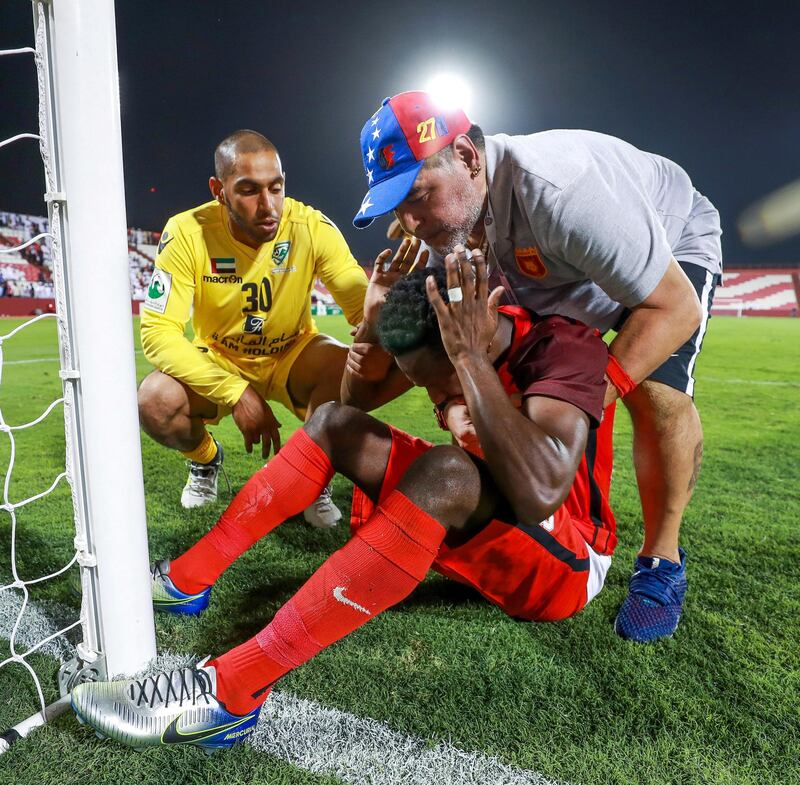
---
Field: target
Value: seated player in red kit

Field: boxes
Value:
[70,244,616,751]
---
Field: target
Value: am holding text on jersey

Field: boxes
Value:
[214,328,300,356]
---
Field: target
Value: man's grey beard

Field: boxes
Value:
[431,192,485,257]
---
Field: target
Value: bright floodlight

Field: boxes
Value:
[424,73,474,115]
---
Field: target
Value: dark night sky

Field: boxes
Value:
[2,0,799,264]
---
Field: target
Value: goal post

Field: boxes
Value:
[1,0,157,752]
[44,0,156,679]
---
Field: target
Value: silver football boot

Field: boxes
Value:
[303,483,342,528]
[181,440,229,509]
[71,658,261,751]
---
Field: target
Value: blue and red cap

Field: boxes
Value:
[353,91,472,228]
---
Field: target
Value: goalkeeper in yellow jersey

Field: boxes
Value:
[138,130,368,527]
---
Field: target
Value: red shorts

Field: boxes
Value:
[351,428,612,622]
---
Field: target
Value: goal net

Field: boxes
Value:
[0,0,155,752]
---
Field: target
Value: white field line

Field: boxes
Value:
[0,590,563,785]
[702,376,799,387]
[4,350,145,366]
[252,691,561,785]
[5,352,798,389]
[4,357,62,366]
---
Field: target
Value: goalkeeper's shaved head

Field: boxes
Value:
[214,130,278,180]
[377,267,449,356]
[209,130,284,247]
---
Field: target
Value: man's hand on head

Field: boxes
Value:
[231,384,282,458]
[346,341,395,381]
[444,400,482,456]
[363,237,429,326]
[425,245,504,366]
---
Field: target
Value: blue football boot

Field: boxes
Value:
[614,548,687,642]
[151,558,211,616]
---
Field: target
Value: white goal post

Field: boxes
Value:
[0,0,156,750]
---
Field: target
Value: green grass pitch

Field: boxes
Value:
[0,314,798,785]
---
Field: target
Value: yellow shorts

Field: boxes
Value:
[200,331,323,423]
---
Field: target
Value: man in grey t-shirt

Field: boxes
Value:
[350,91,721,643]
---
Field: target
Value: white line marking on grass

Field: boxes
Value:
[252,691,562,785]
[702,376,800,387]
[4,351,145,366]
[0,591,564,785]
[4,357,60,365]
[0,589,76,662]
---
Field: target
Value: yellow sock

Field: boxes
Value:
[182,431,218,465]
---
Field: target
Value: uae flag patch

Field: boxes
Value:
[210,257,236,273]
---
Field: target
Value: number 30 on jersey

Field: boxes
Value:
[242,277,272,313]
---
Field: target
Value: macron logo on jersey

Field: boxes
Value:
[210,257,236,274]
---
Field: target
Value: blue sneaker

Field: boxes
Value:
[151,559,211,615]
[71,657,261,751]
[614,548,687,642]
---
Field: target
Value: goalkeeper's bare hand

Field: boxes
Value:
[232,384,282,458]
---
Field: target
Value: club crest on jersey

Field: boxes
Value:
[514,247,548,279]
[243,314,265,334]
[210,257,236,274]
[378,144,396,170]
[272,241,291,265]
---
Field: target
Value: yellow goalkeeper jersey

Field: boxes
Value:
[140,198,367,407]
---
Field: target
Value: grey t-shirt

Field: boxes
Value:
[432,130,722,332]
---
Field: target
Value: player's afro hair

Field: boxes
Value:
[377,266,449,356]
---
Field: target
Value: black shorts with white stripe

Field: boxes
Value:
[614,261,720,398]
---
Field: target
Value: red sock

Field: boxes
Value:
[210,491,446,715]
[170,429,333,593]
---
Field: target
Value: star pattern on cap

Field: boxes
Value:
[371,126,381,141]
[366,146,375,163]
[367,169,374,184]
[358,194,374,216]
[371,116,380,126]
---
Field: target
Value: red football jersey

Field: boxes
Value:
[491,306,616,554]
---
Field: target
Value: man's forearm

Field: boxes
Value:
[340,323,411,410]
[141,326,247,407]
[454,354,576,524]
[609,303,699,384]
[606,260,703,403]
[340,362,413,411]
[321,261,369,327]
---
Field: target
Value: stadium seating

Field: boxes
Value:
[712,270,799,317]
